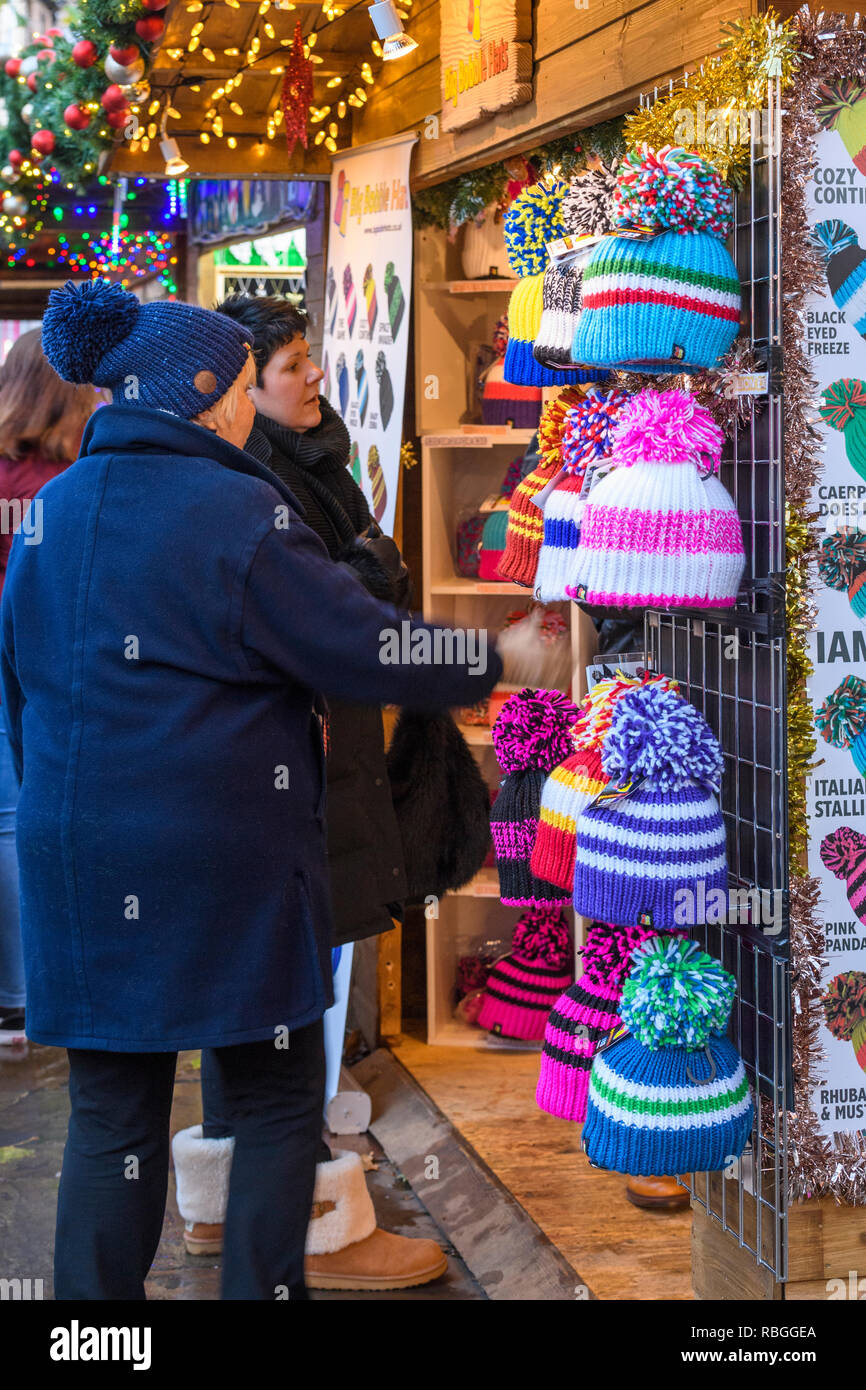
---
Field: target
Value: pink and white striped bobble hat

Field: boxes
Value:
[567,387,745,608]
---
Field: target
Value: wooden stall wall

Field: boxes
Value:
[353,0,757,185]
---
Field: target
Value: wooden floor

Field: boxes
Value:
[392,1028,694,1301]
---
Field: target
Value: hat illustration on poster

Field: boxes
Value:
[327,266,338,335]
[823,970,866,1073]
[349,440,361,486]
[321,350,331,402]
[367,444,387,522]
[336,353,349,417]
[343,264,356,336]
[333,169,348,230]
[811,221,866,338]
[815,674,866,774]
[821,826,866,926]
[819,378,866,480]
[376,350,394,430]
[355,349,369,426]
[363,264,377,335]
[820,528,866,616]
[385,263,404,341]
[816,82,866,175]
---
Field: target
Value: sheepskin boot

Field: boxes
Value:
[171,1124,235,1256]
[304,1151,448,1291]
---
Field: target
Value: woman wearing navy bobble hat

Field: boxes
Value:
[0,278,501,1301]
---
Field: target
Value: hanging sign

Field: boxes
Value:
[805,116,866,1137]
[439,0,533,135]
[320,132,417,539]
[190,179,319,244]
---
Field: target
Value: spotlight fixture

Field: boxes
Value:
[367,1,418,60]
[161,134,189,176]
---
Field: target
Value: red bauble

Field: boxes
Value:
[134,15,164,40]
[8,149,23,167]
[64,103,91,131]
[101,83,128,112]
[105,107,130,129]
[26,72,38,92]
[71,39,98,67]
[31,129,56,156]
[37,48,55,63]
[46,27,64,38]
[3,57,20,77]
[109,43,139,65]
[142,0,169,8]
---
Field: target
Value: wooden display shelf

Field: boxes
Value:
[422,427,537,448]
[451,867,501,898]
[429,577,530,596]
[421,279,519,295]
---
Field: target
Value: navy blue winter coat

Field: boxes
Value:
[0,406,500,1051]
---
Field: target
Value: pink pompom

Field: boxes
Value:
[609,387,724,469]
[492,686,581,773]
[512,908,572,968]
[821,826,866,879]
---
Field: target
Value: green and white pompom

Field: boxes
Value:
[619,936,736,1050]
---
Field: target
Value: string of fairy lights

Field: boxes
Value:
[127,0,411,159]
[6,228,178,292]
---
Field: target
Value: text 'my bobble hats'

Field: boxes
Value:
[531,671,680,893]
[821,826,866,926]
[569,388,745,609]
[573,683,728,931]
[582,936,753,1176]
[477,908,574,1041]
[815,675,866,774]
[573,145,741,374]
[536,921,668,1123]
[534,386,631,603]
[823,970,866,1073]
[818,378,866,482]
[820,528,866,618]
[42,278,253,419]
[503,178,603,387]
[497,387,583,586]
[490,687,581,908]
[534,161,619,370]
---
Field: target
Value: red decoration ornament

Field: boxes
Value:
[134,15,165,41]
[8,149,23,167]
[101,84,128,112]
[109,43,140,65]
[26,72,38,92]
[71,39,98,68]
[31,129,56,156]
[46,27,64,38]
[142,0,169,9]
[37,49,55,63]
[64,103,91,131]
[105,107,130,130]
[280,21,313,156]
[3,57,20,77]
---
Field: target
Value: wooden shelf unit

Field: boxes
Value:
[414,220,599,1047]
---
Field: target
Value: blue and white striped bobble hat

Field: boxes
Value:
[573,684,727,931]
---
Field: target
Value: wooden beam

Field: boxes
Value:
[110,137,333,178]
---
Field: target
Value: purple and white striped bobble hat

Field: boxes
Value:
[573,684,727,931]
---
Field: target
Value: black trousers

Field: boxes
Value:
[201,1044,332,1166]
[55,1020,326,1301]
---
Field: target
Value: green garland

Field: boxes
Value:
[413,117,626,230]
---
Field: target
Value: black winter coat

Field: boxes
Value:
[257,400,408,945]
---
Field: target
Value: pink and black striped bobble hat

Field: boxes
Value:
[568,387,745,609]
[490,687,582,908]
[477,908,574,1041]
[821,827,866,926]
[536,921,676,1122]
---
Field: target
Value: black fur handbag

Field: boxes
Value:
[386,709,492,900]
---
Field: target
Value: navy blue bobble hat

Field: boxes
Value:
[42,278,253,420]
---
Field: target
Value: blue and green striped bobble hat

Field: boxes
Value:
[816,675,866,775]
[582,936,753,1177]
[819,528,866,618]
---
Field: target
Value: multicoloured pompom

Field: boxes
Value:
[511,907,573,969]
[613,144,734,239]
[815,675,866,751]
[820,825,866,879]
[609,387,725,469]
[619,936,737,1050]
[820,528,866,592]
[503,178,569,277]
[559,386,631,476]
[602,683,723,792]
[491,686,581,774]
[822,970,866,1041]
[561,162,618,238]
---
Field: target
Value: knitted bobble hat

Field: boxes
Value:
[823,971,866,1073]
[569,388,745,609]
[811,220,866,337]
[819,379,866,482]
[536,921,674,1123]
[573,683,727,931]
[482,315,543,428]
[573,146,740,374]
[561,162,619,239]
[533,387,631,602]
[478,508,510,582]
[503,178,569,277]
[505,274,600,387]
[477,908,574,1041]
[816,675,866,774]
[376,350,394,430]
[533,263,586,369]
[490,687,582,907]
[821,826,866,925]
[820,528,866,617]
[582,936,753,1176]
[42,278,253,420]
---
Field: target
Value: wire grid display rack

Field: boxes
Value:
[639,78,790,1282]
